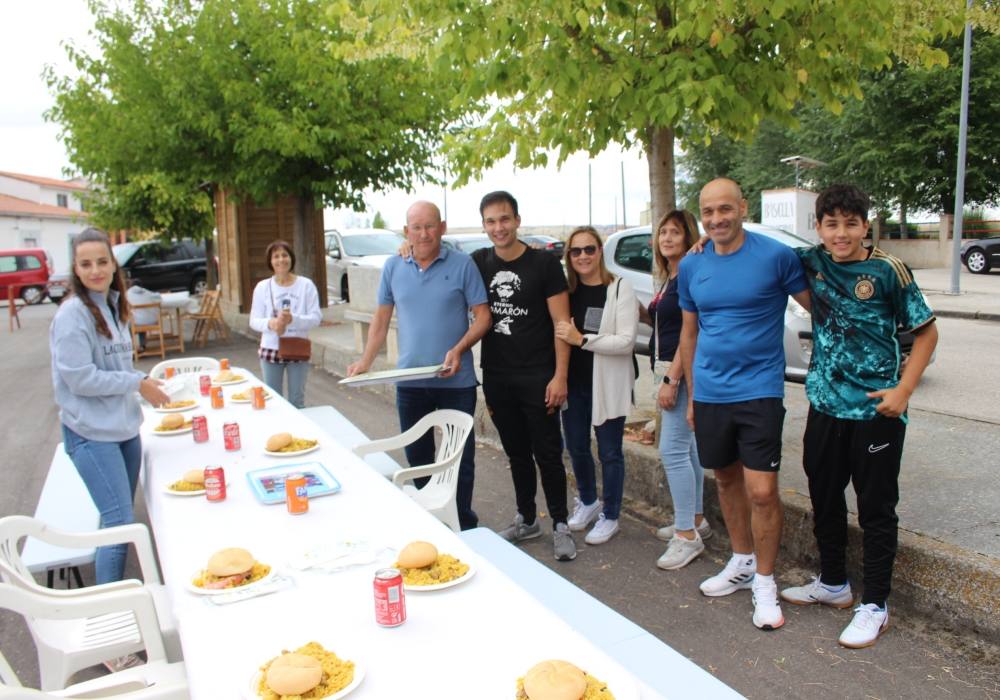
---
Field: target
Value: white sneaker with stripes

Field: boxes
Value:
[699,554,755,597]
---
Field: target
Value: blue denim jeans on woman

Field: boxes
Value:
[396,385,479,530]
[61,424,142,584]
[260,359,310,408]
[561,384,626,520]
[659,381,704,532]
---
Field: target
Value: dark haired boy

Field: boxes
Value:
[781,184,938,648]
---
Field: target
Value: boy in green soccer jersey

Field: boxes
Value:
[780,184,938,648]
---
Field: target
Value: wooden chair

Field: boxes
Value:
[182,289,228,348]
[129,302,166,361]
[6,286,24,332]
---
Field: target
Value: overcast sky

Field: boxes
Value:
[1,0,655,231]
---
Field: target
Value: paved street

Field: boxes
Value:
[3,301,999,698]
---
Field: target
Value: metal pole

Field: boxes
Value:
[620,162,627,228]
[588,163,592,226]
[442,167,448,222]
[949,0,973,295]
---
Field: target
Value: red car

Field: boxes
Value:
[0,248,52,304]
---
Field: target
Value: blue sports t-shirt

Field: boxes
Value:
[377,247,487,388]
[678,231,808,403]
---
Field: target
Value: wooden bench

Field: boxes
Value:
[299,405,401,478]
[21,444,100,588]
[458,527,745,700]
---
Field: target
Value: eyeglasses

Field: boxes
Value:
[568,245,598,257]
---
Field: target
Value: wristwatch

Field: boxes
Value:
[580,336,588,347]
[662,376,674,385]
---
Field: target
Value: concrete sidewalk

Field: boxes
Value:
[913,266,1000,321]
[278,301,1000,642]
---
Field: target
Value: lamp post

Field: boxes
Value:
[948,0,974,296]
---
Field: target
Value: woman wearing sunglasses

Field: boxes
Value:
[554,226,638,545]
[639,209,712,570]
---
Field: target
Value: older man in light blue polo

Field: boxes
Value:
[347,201,491,529]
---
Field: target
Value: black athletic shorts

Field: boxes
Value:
[693,398,786,472]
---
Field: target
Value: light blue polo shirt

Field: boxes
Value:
[377,247,488,389]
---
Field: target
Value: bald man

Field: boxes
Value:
[347,201,491,529]
[677,178,812,631]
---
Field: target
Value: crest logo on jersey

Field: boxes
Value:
[854,276,875,300]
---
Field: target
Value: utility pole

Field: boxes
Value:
[949,0,974,296]
[620,162,627,228]
[442,167,448,222]
[588,162,592,226]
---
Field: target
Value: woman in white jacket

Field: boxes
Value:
[249,240,321,408]
[555,226,638,545]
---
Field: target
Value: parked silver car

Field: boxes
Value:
[325,228,404,302]
[604,223,814,379]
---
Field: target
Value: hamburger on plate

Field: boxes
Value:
[265,432,318,453]
[394,541,469,586]
[154,413,191,432]
[168,468,206,493]
[191,547,271,590]
[516,659,614,700]
[255,641,356,700]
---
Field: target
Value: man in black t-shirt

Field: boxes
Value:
[471,191,577,562]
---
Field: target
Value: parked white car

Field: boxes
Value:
[604,223,814,379]
[325,228,404,302]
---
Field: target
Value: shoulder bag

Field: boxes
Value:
[270,280,312,362]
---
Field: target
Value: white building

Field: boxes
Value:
[760,188,819,243]
[0,171,90,273]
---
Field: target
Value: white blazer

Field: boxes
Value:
[580,276,638,426]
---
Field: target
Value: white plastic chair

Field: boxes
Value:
[0,517,181,691]
[352,409,473,532]
[148,356,220,380]
[0,583,188,699]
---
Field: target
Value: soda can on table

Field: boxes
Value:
[219,358,230,370]
[210,386,224,409]
[192,415,209,443]
[204,466,226,501]
[285,473,308,514]
[223,421,241,451]
[198,375,211,396]
[373,568,406,627]
[251,386,266,410]
[164,366,176,379]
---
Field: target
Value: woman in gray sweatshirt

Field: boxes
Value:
[50,228,169,584]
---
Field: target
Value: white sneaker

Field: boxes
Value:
[839,603,889,648]
[567,497,602,532]
[780,576,855,609]
[656,532,705,570]
[656,518,713,542]
[699,554,755,597]
[751,578,784,631]
[584,514,620,545]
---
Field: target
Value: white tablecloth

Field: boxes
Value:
[140,370,653,700]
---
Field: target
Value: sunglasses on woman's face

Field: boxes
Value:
[568,245,598,257]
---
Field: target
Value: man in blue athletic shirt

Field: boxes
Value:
[678,178,812,631]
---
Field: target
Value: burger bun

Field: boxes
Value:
[265,653,322,696]
[159,414,185,430]
[182,469,205,485]
[523,660,587,700]
[206,547,254,577]
[266,432,293,451]
[398,541,438,569]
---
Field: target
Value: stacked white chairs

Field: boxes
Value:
[0,517,181,691]
[352,409,474,532]
[0,582,188,699]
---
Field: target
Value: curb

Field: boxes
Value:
[236,323,1000,643]
[931,308,1000,322]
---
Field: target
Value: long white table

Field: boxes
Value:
[140,369,666,700]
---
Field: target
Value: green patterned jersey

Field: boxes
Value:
[796,245,935,420]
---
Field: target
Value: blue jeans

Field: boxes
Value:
[561,385,626,520]
[261,359,310,408]
[395,385,478,530]
[659,381,704,532]
[61,425,142,585]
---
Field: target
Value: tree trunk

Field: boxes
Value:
[646,126,676,234]
[205,237,217,290]
[293,194,315,287]
[899,202,908,239]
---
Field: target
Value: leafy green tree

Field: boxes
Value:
[47,0,457,279]
[334,0,970,229]
[371,211,387,229]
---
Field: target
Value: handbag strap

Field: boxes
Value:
[652,278,668,361]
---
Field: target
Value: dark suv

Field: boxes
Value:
[113,239,211,294]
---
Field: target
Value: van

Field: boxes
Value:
[0,248,52,304]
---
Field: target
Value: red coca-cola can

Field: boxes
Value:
[251,385,266,410]
[285,473,308,514]
[373,568,406,627]
[204,466,226,501]
[198,375,211,396]
[223,421,241,451]
[210,386,224,409]
[192,415,209,443]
